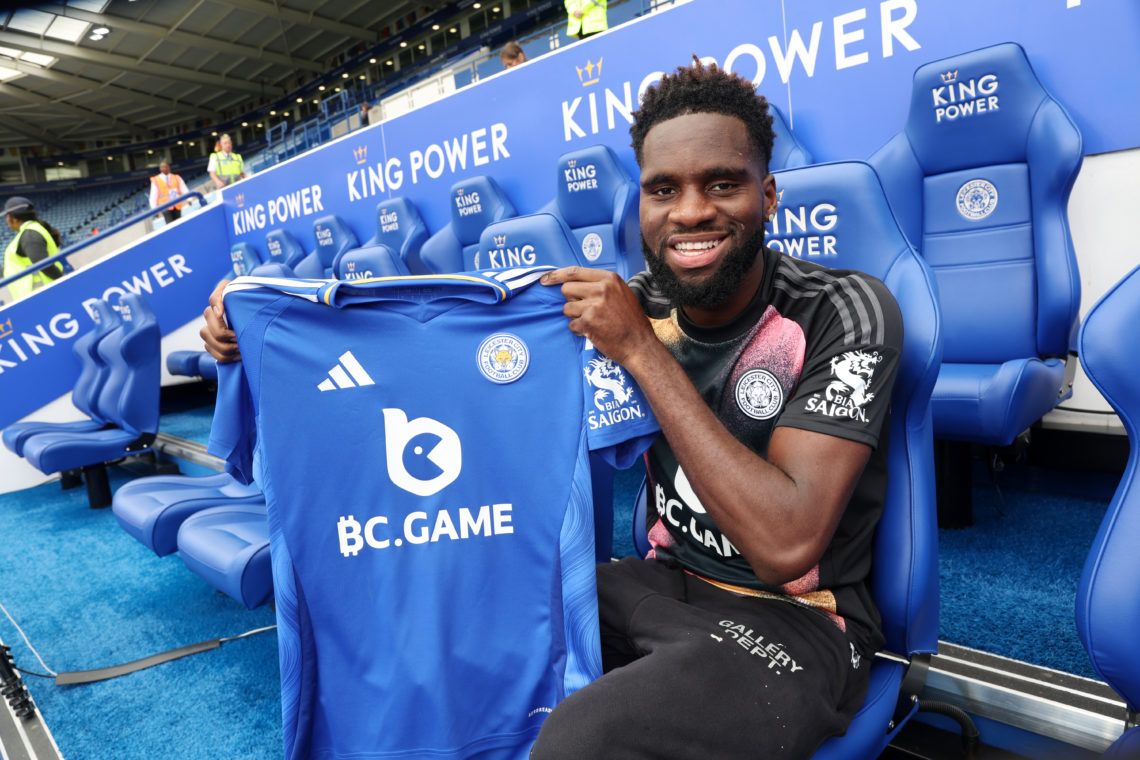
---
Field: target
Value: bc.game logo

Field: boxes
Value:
[382,408,462,496]
[931,70,1000,123]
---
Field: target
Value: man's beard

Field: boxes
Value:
[642,228,765,310]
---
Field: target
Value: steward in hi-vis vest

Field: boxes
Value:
[3,196,63,302]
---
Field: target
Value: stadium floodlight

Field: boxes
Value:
[93,26,109,34]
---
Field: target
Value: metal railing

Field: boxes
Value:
[0,193,206,292]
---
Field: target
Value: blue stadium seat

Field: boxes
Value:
[177,502,273,609]
[334,245,407,280]
[291,215,360,278]
[364,198,430,274]
[112,473,264,557]
[264,229,307,270]
[633,161,942,758]
[3,299,120,457]
[475,213,589,270]
[22,294,162,507]
[1075,266,1140,758]
[165,351,201,379]
[419,176,516,274]
[769,102,813,170]
[540,145,644,279]
[869,43,1082,448]
[230,241,262,277]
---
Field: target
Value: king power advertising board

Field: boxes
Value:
[223,0,1139,256]
[0,205,231,428]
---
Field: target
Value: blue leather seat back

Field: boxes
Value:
[95,295,161,436]
[544,145,643,279]
[293,215,359,279]
[475,213,583,271]
[230,242,262,278]
[369,198,429,274]
[769,102,813,170]
[1076,266,1140,711]
[73,300,121,421]
[768,161,943,656]
[870,42,1082,364]
[334,244,409,280]
[421,176,516,274]
[265,229,306,269]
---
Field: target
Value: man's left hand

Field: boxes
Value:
[540,267,660,371]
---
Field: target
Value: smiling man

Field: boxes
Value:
[533,61,904,757]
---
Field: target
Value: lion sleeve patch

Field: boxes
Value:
[581,341,660,469]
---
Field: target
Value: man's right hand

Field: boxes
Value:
[200,279,241,362]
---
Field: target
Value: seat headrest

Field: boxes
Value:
[335,245,406,280]
[230,243,261,277]
[449,176,515,245]
[768,161,911,280]
[476,213,580,271]
[768,102,812,171]
[313,215,360,268]
[373,198,425,251]
[555,145,633,228]
[116,293,156,328]
[89,299,121,333]
[904,42,1054,173]
[266,229,305,267]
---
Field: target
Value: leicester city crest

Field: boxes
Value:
[477,333,529,384]
[956,179,998,221]
[735,369,783,420]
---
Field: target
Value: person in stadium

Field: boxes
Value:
[199,60,902,758]
[2,196,64,301]
[149,161,190,224]
[564,0,607,39]
[531,60,903,757]
[208,133,248,189]
[500,40,527,69]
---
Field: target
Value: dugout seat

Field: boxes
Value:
[22,294,161,508]
[229,241,261,277]
[113,472,264,557]
[3,299,120,457]
[419,175,516,274]
[633,161,942,758]
[540,145,643,279]
[769,102,813,170]
[334,244,408,280]
[291,215,360,279]
[869,43,1082,450]
[264,229,307,271]
[475,213,586,270]
[1074,266,1140,758]
[363,198,430,274]
[177,501,273,609]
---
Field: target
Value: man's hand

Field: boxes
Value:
[540,267,661,371]
[199,279,241,362]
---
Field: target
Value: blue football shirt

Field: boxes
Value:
[209,268,658,760]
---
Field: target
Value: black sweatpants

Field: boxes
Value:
[532,558,870,759]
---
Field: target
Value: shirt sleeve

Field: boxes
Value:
[207,154,218,173]
[581,340,659,469]
[775,274,903,449]
[208,360,258,484]
[149,181,158,208]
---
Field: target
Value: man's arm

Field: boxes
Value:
[541,266,870,586]
[207,155,225,190]
[18,231,62,281]
[148,181,158,209]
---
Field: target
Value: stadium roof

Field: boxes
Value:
[0,0,442,150]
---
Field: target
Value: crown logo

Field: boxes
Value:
[353,145,368,164]
[777,189,785,201]
[0,318,12,340]
[940,70,958,84]
[347,261,356,271]
[234,193,245,208]
[492,234,507,247]
[567,159,577,169]
[456,188,465,197]
[575,57,603,87]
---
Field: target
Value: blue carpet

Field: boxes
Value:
[0,468,281,760]
[159,405,215,444]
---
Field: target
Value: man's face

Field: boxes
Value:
[220,136,232,152]
[638,112,776,309]
[160,163,170,175]
[503,54,525,68]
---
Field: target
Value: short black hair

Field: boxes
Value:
[631,58,775,172]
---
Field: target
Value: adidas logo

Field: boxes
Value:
[318,351,375,392]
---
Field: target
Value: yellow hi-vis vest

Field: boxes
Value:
[152,172,185,209]
[565,0,608,36]
[212,151,244,184]
[4,220,59,301]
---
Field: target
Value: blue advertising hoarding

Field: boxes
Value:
[0,205,232,428]
[223,0,1140,257]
